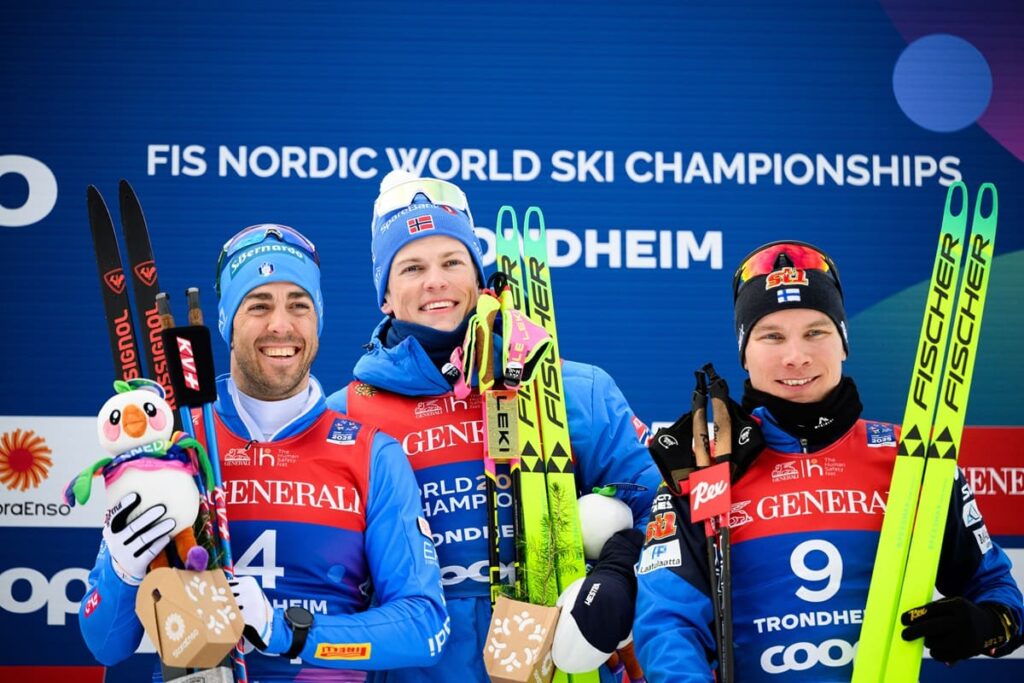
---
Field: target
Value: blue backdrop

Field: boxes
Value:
[2,1,1022,680]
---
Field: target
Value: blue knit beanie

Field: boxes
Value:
[216,224,324,344]
[370,172,485,308]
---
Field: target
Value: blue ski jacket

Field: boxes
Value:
[326,317,662,683]
[634,408,1024,682]
[79,375,448,681]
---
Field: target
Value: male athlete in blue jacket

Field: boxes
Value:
[79,225,448,681]
[328,173,662,682]
[635,240,1022,681]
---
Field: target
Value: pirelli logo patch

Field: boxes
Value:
[315,642,372,660]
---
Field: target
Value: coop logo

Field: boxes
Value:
[0,566,90,625]
[0,155,58,227]
[760,638,856,674]
[439,559,513,586]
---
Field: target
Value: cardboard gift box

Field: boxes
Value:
[136,568,244,669]
[484,597,559,683]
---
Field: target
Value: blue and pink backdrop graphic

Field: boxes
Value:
[2,2,1021,680]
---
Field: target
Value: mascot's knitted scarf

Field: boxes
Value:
[63,431,215,507]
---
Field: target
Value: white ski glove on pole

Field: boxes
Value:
[102,492,175,586]
[229,576,275,651]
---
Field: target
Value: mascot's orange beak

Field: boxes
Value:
[122,403,147,439]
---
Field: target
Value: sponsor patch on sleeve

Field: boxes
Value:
[973,525,993,554]
[423,540,438,564]
[315,642,372,660]
[326,418,361,446]
[418,516,432,538]
[651,492,674,513]
[962,500,983,527]
[83,590,101,617]
[637,539,682,575]
[865,421,896,447]
[632,415,651,445]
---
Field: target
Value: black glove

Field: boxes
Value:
[551,528,644,673]
[648,365,764,494]
[901,596,1017,664]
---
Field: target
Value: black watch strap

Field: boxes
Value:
[282,606,313,659]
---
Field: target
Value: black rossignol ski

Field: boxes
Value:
[119,180,179,420]
[88,185,144,383]
[89,181,181,429]
[87,182,233,682]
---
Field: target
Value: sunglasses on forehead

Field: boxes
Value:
[372,177,474,225]
[732,240,843,300]
[214,224,319,296]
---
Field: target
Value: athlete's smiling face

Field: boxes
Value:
[231,282,318,400]
[381,235,479,332]
[744,308,845,403]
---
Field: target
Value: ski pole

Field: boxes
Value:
[160,287,247,683]
[704,364,734,683]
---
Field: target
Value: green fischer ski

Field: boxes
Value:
[853,182,998,681]
[887,183,998,680]
[496,206,598,683]
[496,207,558,606]
[853,182,968,681]
[521,208,597,683]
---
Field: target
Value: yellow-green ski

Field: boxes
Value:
[496,207,558,606]
[886,184,998,681]
[521,207,596,683]
[853,182,998,681]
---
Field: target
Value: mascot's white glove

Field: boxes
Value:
[102,492,175,586]
[229,576,275,651]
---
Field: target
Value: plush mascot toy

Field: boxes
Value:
[551,488,646,681]
[65,378,214,571]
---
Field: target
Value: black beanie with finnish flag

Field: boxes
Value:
[733,246,849,366]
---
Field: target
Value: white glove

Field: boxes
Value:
[229,576,275,651]
[102,492,174,586]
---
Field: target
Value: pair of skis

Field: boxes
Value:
[492,206,598,683]
[88,182,179,422]
[853,182,998,681]
[87,182,246,683]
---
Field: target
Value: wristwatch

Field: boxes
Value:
[282,606,314,659]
